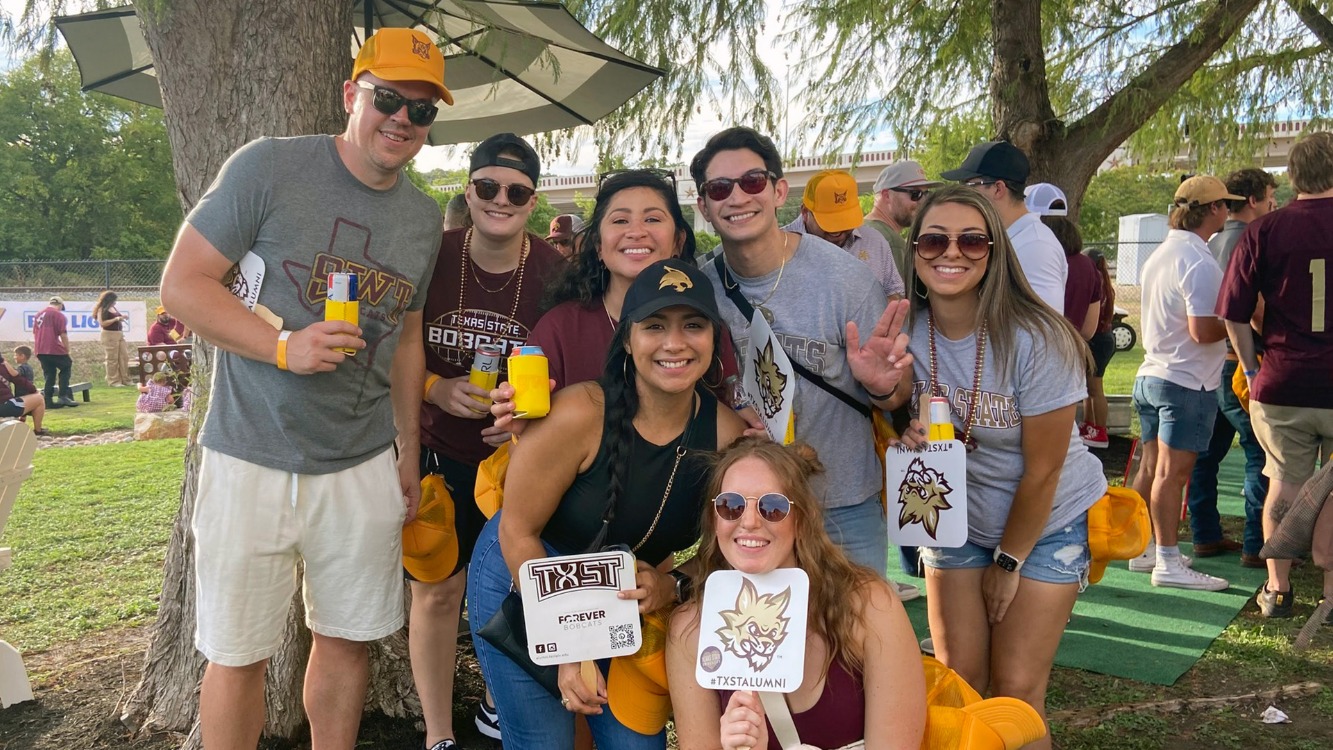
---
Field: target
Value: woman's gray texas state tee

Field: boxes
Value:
[186,136,441,474]
[905,314,1107,547]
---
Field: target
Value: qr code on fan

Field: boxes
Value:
[609,623,637,650]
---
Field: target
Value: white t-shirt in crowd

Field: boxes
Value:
[1006,212,1068,312]
[1136,229,1226,391]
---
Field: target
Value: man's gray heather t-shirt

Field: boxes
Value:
[906,315,1107,547]
[705,234,887,509]
[187,136,441,474]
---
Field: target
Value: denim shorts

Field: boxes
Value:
[920,514,1091,587]
[1133,376,1217,453]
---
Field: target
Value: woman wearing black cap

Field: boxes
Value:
[467,258,747,748]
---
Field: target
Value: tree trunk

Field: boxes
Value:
[120,1,418,745]
[988,0,1265,221]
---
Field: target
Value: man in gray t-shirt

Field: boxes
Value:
[160,29,448,749]
[690,127,916,583]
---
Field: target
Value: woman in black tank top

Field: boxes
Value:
[467,259,747,749]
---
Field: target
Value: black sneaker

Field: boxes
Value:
[474,695,501,740]
[1256,583,1295,618]
[426,741,457,750]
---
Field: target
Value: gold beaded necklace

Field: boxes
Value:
[927,311,987,453]
[459,228,529,322]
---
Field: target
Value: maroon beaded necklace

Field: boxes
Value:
[927,311,987,453]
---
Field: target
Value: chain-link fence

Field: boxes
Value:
[0,259,166,298]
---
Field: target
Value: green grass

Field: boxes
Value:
[0,439,185,652]
[37,383,143,435]
[1102,343,1145,398]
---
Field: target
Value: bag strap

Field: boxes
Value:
[759,691,804,750]
[713,261,872,420]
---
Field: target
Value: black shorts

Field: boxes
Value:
[0,398,26,418]
[1088,331,1116,378]
[405,446,486,582]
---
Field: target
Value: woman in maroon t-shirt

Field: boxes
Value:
[93,290,133,387]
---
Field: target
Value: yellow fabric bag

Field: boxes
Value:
[474,439,512,519]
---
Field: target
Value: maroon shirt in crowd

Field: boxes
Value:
[32,305,69,355]
[147,318,188,345]
[420,229,565,465]
[1217,197,1333,409]
[1063,252,1103,334]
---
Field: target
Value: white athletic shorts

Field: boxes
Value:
[192,446,406,666]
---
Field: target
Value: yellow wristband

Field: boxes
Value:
[423,373,443,402]
[276,330,292,371]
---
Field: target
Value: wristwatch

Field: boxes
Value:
[668,569,693,603]
[993,548,1025,573]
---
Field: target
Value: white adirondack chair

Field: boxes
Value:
[0,419,37,707]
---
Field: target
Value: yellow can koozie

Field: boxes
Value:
[509,346,550,419]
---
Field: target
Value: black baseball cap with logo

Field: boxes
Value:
[469,132,541,185]
[941,140,1031,184]
[622,258,721,326]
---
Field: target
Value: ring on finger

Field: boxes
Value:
[561,696,571,708]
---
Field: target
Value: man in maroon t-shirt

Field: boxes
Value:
[31,296,78,408]
[146,306,191,346]
[1218,131,1333,619]
[412,133,563,749]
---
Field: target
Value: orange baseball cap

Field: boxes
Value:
[402,474,459,583]
[607,612,672,735]
[802,170,863,233]
[353,28,453,105]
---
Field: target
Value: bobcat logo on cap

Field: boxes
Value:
[833,191,848,205]
[411,36,432,61]
[659,267,693,293]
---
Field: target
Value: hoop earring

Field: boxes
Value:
[915,285,929,300]
[702,354,724,390]
[622,356,631,384]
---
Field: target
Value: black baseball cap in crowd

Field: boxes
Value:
[623,258,721,326]
[469,132,541,185]
[941,140,1031,184]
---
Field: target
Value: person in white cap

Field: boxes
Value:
[865,160,943,278]
[1129,175,1240,593]
[160,27,451,749]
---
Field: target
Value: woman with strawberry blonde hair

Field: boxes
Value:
[667,438,925,750]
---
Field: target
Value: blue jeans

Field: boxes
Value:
[1133,376,1217,453]
[823,495,888,577]
[920,514,1091,588]
[1185,360,1269,554]
[467,513,666,750]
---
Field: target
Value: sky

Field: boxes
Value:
[1,0,883,175]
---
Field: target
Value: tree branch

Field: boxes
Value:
[1286,0,1333,49]
[1065,0,1265,157]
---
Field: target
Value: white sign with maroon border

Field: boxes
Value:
[519,550,642,666]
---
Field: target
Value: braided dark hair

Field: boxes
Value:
[593,313,723,547]
[541,170,697,312]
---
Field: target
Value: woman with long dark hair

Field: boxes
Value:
[667,438,926,749]
[884,185,1104,750]
[92,290,132,386]
[467,258,747,748]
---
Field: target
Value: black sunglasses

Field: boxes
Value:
[891,187,929,202]
[470,178,536,207]
[699,169,776,202]
[914,233,993,261]
[354,81,437,127]
[713,492,795,523]
[597,168,678,195]
[964,178,1000,189]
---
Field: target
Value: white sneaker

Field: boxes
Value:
[1128,547,1192,572]
[919,637,935,655]
[1151,563,1229,591]
[893,580,922,602]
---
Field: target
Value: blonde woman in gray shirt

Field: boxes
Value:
[883,185,1104,750]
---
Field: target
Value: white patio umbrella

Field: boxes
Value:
[54,1,664,145]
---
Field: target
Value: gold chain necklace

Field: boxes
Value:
[630,392,697,553]
[602,294,618,332]
[927,311,987,453]
[459,228,528,322]
[721,231,790,308]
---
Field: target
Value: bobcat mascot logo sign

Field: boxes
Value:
[755,340,788,420]
[715,579,792,671]
[896,456,954,540]
[658,266,693,292]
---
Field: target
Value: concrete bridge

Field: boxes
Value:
[436,119,1311,232]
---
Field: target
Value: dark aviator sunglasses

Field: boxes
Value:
[355,81,438,127]
[712,492,795,523]
[914,233,993,261]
